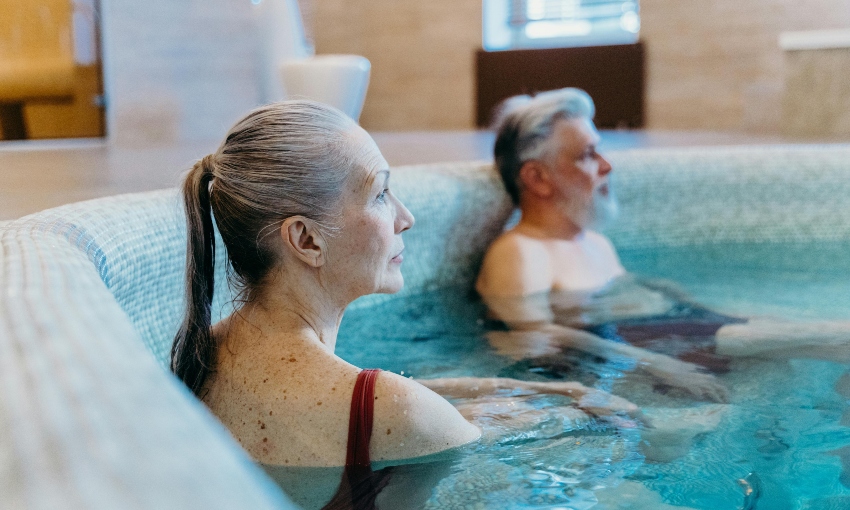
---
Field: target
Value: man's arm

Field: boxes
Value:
[482,303,730,403]
[477,231,729,402]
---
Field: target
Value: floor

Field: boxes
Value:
[0,129,815,221]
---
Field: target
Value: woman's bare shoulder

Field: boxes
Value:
[369,371,480,461]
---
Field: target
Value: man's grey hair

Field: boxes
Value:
[492,88,595,204]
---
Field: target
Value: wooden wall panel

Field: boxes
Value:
[474,44,644,129]
[313,0,850,133]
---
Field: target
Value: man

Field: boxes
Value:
[476,88,850,403]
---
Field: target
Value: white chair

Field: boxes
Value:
[255,0,371,122]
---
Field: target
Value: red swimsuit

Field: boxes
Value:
[323,369,392,510]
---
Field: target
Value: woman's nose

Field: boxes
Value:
[394,196,415,233]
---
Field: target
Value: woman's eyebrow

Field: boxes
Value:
[368,169,390,188]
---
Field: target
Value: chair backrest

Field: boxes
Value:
[0,0,75,100]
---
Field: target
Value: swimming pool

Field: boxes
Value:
[317,240,850,509]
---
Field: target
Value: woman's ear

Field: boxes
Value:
[518,160,553,199]
[280,217,326,268]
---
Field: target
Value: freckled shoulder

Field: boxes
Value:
[476,230,553,297]
[368,371,480,462]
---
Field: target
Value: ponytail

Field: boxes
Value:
[170,101,357,397]
[172,155,217,397]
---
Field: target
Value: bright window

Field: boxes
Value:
[483,0,640,51]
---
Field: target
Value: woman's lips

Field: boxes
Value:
[391,248,404,264]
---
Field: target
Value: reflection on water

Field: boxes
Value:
[263,449,462,510]
[277,241,850,509]
[264,399,642,510]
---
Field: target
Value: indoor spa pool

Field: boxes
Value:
[5,147,850,509]
[264,239,850,510]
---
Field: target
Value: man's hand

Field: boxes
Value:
[641,355,730,403]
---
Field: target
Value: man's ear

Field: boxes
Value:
[518,160,553,199]
[280,217,326,268]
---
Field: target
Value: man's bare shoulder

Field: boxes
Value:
[489,229,548,257]
[584,230,618,252]
[476,229,553,297]
[583,230,625,272]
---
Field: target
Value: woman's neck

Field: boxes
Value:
[244,296,344,352]
[224,269,348,354]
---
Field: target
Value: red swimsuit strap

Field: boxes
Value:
[345,369,380,468]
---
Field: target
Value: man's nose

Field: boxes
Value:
[598,155,613,177]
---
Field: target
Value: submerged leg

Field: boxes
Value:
[595,480,699,510]
[832,371,850,489]
[715,320,850,360]
[639,404,728,463]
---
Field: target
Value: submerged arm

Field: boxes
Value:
[476,233,729,402]
[482,290,730,403]
[416,377,639,418]
[525,321,730,403]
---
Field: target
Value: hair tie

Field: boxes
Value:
[200,154,216,179]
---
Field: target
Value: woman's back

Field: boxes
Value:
[204,314,479,467]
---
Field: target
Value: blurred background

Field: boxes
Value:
[3,0,850,142]
[1,0,849,218]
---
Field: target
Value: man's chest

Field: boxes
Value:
[546,241,622,292]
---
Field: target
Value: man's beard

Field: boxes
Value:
[561,183,619,231]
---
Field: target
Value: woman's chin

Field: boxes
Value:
[376,276,405,295]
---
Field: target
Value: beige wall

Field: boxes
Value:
[312,0,481,130]
[101,0,263,144]
[642,0,850,133]
[313,0,850,133]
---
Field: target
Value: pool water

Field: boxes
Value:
[327,241,850,509]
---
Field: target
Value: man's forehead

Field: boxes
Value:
[553,117,599,147]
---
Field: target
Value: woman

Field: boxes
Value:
[171,101,636,507]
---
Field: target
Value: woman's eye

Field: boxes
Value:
[377,189,389,201]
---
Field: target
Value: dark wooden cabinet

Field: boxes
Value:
[475,42,645,129]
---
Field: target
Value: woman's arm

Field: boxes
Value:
[416,376,640,418]
[416,376,585,399]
